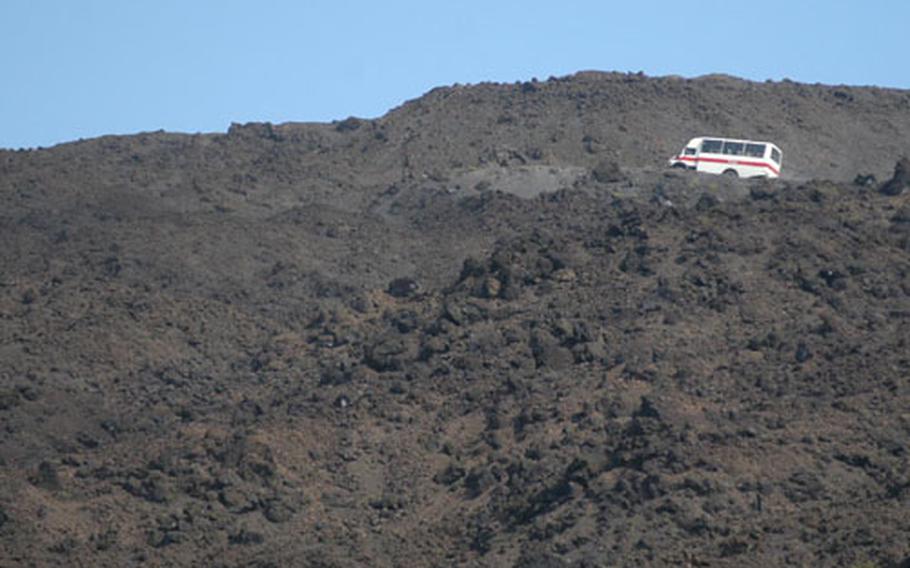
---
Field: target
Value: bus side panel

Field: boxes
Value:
[696,158,776,178]
[745,165,766,178]
[696,155,726,175]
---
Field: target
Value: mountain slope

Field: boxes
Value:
[1,72,909,567]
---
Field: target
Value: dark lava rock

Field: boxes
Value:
[795,342,812,363]
[124,473,173,504]
[880,157,910,196]
[219,485,258,513]
[530,330,574,369]
[30,461,61,491]
[592,159,625,183]
[634,397,662,419]
[229,529,265,546]
[76,431,100,449]
[0,389,21,411]
[512,551,568,568]
[390,309,419,333]
[510,478,574,525]
[364,335,409,372]
[695,193,720,211]
[464,467,497,499]
[433,464,466,486]
[853,173,877,187]
[749,187,776,201]
[459,256,487,280]
[227,121,280,140]
[817,269,846,290]
[480,276,503,299]
[334,116,363,132]
[386,277,419,298]
[443,300,487,326]
[892,205,910,229]
[148,529,182,549]
[263,500,295,524]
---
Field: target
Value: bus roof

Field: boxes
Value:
[690,136,781,151]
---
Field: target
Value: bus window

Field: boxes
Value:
[684,147,697,156]
[722,141,744,155]
[701,139,723,153]
[771,148,781,164]
[745,143,766,158]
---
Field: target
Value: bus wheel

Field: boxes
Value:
[672,162,688,169]
[722,169,739,178]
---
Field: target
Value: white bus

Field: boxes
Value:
[668,137,782,178]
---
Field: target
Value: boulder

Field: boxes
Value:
[263,500,295,523]
[891,205,910,230]
[364,334,417,372]
[591,159,625,183]
[880,158,910,196]
[387,277,419,298]
[530,330,574,369]
[30,461,61,491]
[853,173,877,187]
[695,193,719,211]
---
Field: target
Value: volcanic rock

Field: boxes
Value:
[880,157,910,196]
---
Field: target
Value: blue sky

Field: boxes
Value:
[2,0,908,149]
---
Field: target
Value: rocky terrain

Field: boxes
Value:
[1,71,910,567]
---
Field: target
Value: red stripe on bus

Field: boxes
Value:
[678,155,780,176]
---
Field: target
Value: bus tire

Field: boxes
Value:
[722,169,739,178]
[672,162,687,169]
